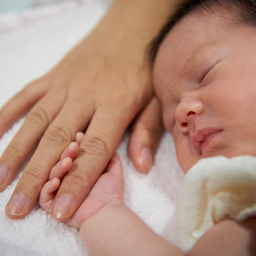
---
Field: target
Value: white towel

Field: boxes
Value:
[174,155,256,253]
[0,1,184,255]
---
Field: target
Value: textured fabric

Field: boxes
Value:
[174,156,256,253]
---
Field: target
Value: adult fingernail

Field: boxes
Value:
[138,147,152,173]
[0,166,8,188]
[52,194,73,220]
[6,193,28,216]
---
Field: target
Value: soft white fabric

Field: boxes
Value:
[0,0,96,32]
[0,1,184,255]
[174,155,256,253]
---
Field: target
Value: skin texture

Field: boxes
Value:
[0,0,183,220]
[153,9,256,172]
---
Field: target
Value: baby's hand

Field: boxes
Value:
[39,133,125,229]
[39,132,83,212]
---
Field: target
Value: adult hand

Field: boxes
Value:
[0,0,173,220]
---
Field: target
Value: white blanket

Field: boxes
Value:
[0,1,184,255]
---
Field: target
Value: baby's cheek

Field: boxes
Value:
[171,124,179,140]
[175,136,198,173]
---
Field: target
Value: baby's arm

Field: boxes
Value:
[80,201,184,256]
[80,201,256,256]
[189,217,256,256]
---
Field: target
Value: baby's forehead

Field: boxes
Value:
[161,9,240,63]
[168,9,232,39]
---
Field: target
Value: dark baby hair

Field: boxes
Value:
[148,0,256,65]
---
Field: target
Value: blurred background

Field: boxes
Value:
[0,0,73,14]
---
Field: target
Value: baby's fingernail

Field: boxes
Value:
[138,147,152,173]
[6,193,28,216]
[0,165,8,188]
[52,194,73,220]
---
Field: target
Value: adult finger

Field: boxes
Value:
[0,88,66,193]
[5,97,93,219]
[0,79,49,138]
[129,97,164,174]
[51,106,132,220]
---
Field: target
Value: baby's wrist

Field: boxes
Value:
[79,201,127,231]
[79,204,129,250]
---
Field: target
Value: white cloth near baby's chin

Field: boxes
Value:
[174,155,256,253]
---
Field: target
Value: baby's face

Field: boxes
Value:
[153,10,256,173]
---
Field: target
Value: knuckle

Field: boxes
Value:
[23,169,42,182]
[44,126,73,147]
[27,107,50,127]
[112,92,134,110]
[79,137,109,158]
[21,166,45,189]
[68,166,99,190]
[68,170,90,187]
[6,144,23,159]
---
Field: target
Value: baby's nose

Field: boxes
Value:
[175,99,204,133]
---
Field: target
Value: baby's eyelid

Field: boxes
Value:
[199,65,212,84]
[199,58,222,85]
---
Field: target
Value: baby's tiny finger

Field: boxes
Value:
[75,132,84,145]
[43,177,60,194]
[49,157,72,180]
[39,177,60,212]
[60,142,79,161]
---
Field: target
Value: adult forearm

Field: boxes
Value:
[103,0,182,41]
[84,0,184,60]
[80,205,184,256]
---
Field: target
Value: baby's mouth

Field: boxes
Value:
[191,128,223,156]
